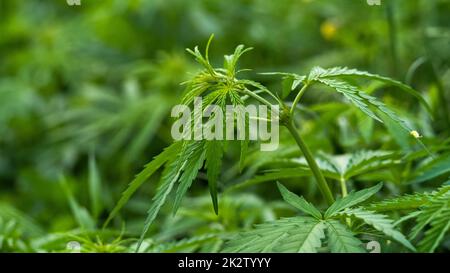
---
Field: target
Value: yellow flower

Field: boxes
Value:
[410,130,421,138]
[320,21,337,41]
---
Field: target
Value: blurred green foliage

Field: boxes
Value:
[0,0,449,252]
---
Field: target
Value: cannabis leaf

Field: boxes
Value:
[410,153,450,183]
[277,182,322,219]
[225,182,414,253]
[205,140,223,214]
[337,208,416,251]
[307,66,430,112]
[104,141,182,228]
[316,78,412,132]
[223,216,326,253]
[325,220,366,253]
[325,183,383,218]
[368,193,432,212]
[409,186,450,252]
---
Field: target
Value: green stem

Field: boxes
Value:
[290,83,309,115]
[339,177,351,226]
[243,89,275,108]
[339,177,348,197]
[285,120,335,206]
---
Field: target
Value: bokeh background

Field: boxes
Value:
[0,0,449,252]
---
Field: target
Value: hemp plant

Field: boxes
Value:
[105,36,446,253]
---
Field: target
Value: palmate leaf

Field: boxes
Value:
[416,197,450,253]
[307,66,431,113]
[224,217,369,253]
[104,141,182,228]
[316,78,412,132]
[368,184,450,213]
[222,217,326,253]
[277,182,322,219]
[410,188,450,252]
[325,220,366,253]
[337,208,416,251]
[367,185,450,252]
[343,150,402,180]
[325,183,383,218]
[367,193,431,212]
[256,150,400,182]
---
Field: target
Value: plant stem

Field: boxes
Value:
[290,83,309,115]
[285,120,335,206]
[243,88,275,108]
[339,177,352,226]
[339,177,348,197]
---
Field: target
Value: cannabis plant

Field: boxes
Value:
[105,36,448,253]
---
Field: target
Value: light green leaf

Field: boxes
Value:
[205,140,223,215]
[326,220,366,253]
[338,208,416,251]
[277,182,322,219]
[325,183,383,218]
[411,153,450,183]
[172,141,206,214]
[223,217,325,253]
[367,193,431,212]
[317,78,412,133]
[59,176,95,230]
[308,66,431,113]
[137,150,187,251]
[104,141,182,228]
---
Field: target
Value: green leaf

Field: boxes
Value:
[316,78,412,133]
[410,189,450,252]
[59,176,95,230]
[88,153,103,219]
[417,197,450,253]
[137,151,186,251]
[282,76,295,98]
[144,234,218,253]
[343,150,401,180]
[338,208,416,251]
[308,66,431,113]
[277,182,322,219]
[172,141,206,214]
[223,217,325,253]
[224,44,253,77]
[410,153,450,183]
[205,140,223,215]
[325,183,383,218]
[325,220,366,253]
[275,220,326,253]
[104,141,182,228]
[367,193,431,212]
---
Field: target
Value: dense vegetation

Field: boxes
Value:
[0,0,449,253]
